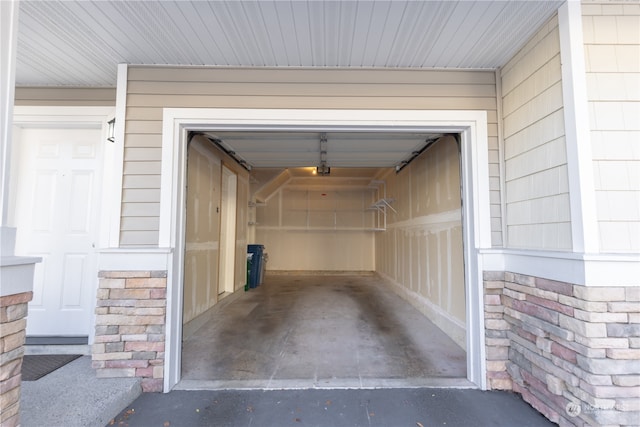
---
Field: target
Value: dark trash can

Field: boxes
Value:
[244,253,253,291]
[247,244,265,288]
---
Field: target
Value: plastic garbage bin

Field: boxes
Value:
[247,244,265,288]
[245,253,253,291]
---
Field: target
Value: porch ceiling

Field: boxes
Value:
[16,0,562,87]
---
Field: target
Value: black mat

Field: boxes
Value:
[22,354,82,381]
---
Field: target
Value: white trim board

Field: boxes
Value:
[558,1,599,253]
[98,248,173,272]
[482,249,640,287]
[160,108,492,392]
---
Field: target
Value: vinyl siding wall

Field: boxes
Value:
[500,15,572,251]
[122,67,501,247]
[14,87,116,106]
[582,2,640,253]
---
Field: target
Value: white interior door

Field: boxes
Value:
[218,166,237,294]
[14,127,102,337]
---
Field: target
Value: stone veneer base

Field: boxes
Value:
[484,271,640,427]
[93,271,167,393]
[0,291,33,427]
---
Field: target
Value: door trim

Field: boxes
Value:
[160,108,492,392]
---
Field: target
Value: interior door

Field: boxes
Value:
[14,127,102,337]
[218,166,237,294]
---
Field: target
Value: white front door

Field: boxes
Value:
[14,127,102,337]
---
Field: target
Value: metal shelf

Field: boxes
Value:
[366,181,395,231]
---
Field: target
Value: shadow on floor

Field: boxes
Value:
[180,274,467,390]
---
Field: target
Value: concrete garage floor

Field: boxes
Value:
[179,274,469,390]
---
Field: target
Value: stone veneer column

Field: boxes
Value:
[484,271,640,427]
[0,291,33,427]
[93,271,167,392]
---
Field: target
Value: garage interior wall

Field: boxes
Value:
[255,186,375,271]
[120,67,501,247]
[183,138,221,325]
[183,135,249,328]
[375,136,466,349]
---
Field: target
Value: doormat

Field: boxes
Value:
[22,354,82,381]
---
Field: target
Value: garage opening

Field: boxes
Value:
[178,130,470,389]
[160,108,490,392]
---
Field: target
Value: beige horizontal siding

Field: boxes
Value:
[583,4,640,252]
[14,87,116,106]
[127,67,497,84]
[128,81,496,97]
[122,174,161,189]
[124,147,163,162]
[122,66,500,247]
[126,94,498,110]
[501,14,571,251]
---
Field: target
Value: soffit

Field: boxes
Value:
[16,0,562,87]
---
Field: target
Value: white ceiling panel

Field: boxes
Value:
[15,0,563,172]
[15,0,563,87]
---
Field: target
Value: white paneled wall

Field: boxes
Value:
[375,136,466,348]
[183,139,221,324]
[583,2,640,253]
[255,187,375,271]
[501,15,572,250]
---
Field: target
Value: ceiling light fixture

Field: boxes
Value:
[316,164,330,176]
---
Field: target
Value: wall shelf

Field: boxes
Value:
[366,180,395,231]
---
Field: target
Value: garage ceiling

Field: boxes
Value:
[205,131,443,169]
[16,0,563,87]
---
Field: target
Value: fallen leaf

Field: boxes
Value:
[417,423,424,427]
[325,400,332,406]
[369,412,375,417]
[163,422,170,427]
[294,418,301,422]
